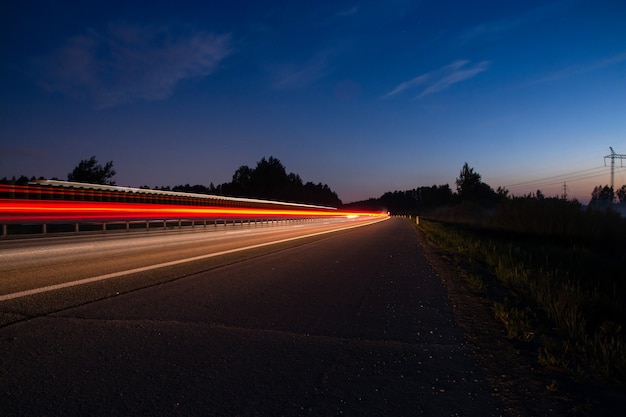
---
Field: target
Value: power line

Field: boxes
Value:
[504,166,606,189]
[503,167,626,200]
[604,147,626,201]
[501,148,626,199]
[507,169,626,193]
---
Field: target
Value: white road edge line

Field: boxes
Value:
[0,217,389,302]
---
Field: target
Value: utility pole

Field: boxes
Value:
[562,181,567,200]
[604,147,626,202]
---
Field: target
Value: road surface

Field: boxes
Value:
[0,217,381,321]
[0,217,508,416]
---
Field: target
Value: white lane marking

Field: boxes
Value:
[0,217,388,302]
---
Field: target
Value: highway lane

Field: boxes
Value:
[0,217,382,318]
[0,218,507,416]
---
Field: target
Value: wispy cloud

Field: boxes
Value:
[37,23,232,108]
[382,60,489,99]
[526,51,626,85]
[458,2,563,45]
[269,51,334,90]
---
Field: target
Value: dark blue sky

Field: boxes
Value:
[2,0,625,203]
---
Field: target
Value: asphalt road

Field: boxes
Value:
[0,217,382,324]
[0,217,380,298]
[0,217,508,416]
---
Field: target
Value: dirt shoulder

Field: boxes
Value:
[414,225,625,417]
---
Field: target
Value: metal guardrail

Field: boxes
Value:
[1,217,324,238]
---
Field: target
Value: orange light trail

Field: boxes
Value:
[0,199,387,223]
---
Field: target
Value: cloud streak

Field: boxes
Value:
[270,59,330,90]
[457,2,563,45]
[383,60,489,99]
[38,23,232,108]
[269,49,337,90]
[525,51,626,86]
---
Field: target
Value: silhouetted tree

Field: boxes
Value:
[68,156,116,185]
[455,162,497,204]
[230,165,254,195]
[589,185,614,209]
[252,156,291,200]
[456,162,481,196]
[417,185,453,210]
[342,184,454,215]
[616,185,626,205]
[536,189,545,200]
[379,190,419,214]
[341,198,385,212]
[0,175,33,185]
[298,181,340,206]
[214,156,341,206]
[172,184,210,194]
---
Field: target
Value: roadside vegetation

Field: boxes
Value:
[398,165,626,386]
[419,214,625,384]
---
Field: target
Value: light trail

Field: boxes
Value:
[0,200,386,222]
[0,182,388,223]
[0,199,387,223]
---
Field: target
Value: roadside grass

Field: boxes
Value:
[418,217,626,385]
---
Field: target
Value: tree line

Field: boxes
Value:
[159,156,341,207]
[3,156,625,214]
[346,162,626,215]
[1,156,341,208]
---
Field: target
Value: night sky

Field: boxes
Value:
[2,1,625,203]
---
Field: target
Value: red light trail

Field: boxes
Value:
[0,199,386,223]
[0,183,387,223]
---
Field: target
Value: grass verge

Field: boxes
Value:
[418,218,625,385]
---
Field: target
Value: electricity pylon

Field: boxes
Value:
[604,147,626,202]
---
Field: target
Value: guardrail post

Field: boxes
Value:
[2,224,6,237]
[75,223,79,233]
[102,222,107,232]
[146,220,150,230]
[126,221,130,231]
[42,224,47,234]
